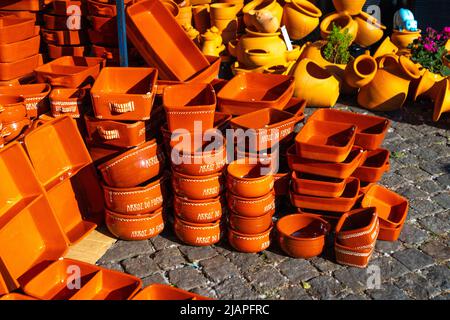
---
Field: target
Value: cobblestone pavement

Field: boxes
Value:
[97,98,449,300]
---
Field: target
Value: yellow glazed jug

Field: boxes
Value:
[282,0,322,41]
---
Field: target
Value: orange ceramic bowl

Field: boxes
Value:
[335,241,375,268]
[335,207,379,248]
[174,217,222,246]
[227,191,275,217]
[226,160,274,198]
[0,95,26,123]
[277,213,330,258]
[229,210,273,234]
[105,207,165,241]
[174,195,224,223]
[172,171,225,200]
[102,174,168,215]
[228,226,273,253]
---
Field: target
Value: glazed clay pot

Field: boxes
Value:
[174,195,224,223]
[343,54,377,89]
[172,171,224,200]
[413,70,446,101]
[229,210,273,234]
[42,29,89,46]
[433,78,450,122]
[320,12,358,42]
[228,226,272,253]
[1,118,31,143]
[0,53,43,81]
[292,58,340,107]
[335,207,379,248]
[242,0,283,32]
[192,4,211,34]
[282,0,322,41]
[227,160,274,198]
[373,37,398,59]
[332,0,365,15]
[277,213,330,259]
[106,207,165,241]
[0,16,36,44]
[49,88,86,118]
[353,11,386,48]
[0,83,51,119]
[358,55,421,111]
[391,29,421,50]
[0,30,40,63]
[0,95,26,124]
[299,41,346,80]
[174,217,222,246]
[227,191,275,217]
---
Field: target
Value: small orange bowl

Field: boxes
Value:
[228,225,273,253]
[335,207,379,248]
[229,210,273,234]
[227,191,275,217]
[0,95,26,123]
[105,207,164,241]
[172,171,224,200]
[174,195,224,223]
[174,217,222,246]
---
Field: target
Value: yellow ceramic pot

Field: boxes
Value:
[201,27,225,56]
[292,58,340,107]
[183,24,200,44]
[242,0,283,32]
[228,28,301,68]
[413,69,446,101]
[354,11,386,48]
[282,0,322,41]
[211,17,237,43]
[177,6,193,27]
[358,55,421,111]
[343,53,377,89]
[332,0,365,15]
[391,29,421,50]
[219,0,244,14]
[373,37,398,59]
[192,4,210,34]
[433,78,450,122]
[320,12,358,42]
[210,3,237,20]
[445,40,450,51]
[443,54,450,69]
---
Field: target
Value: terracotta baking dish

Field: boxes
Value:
[47,44,89,59]
[126,0,210,81]
[0,293,37,300]
[287,145,366,179]
[90,14,117,33]
[98,139,165,188]
[34,56,105,88]
[228,226,272,253]
[0,28,40,63]
[226,160,274,198]
[291,172,347,198]
[84,113,147,148]
[0,72,36,87]
[23,116,92,189]
[42,29,88,46]
[172,171,224,200]
[277,213,330,258]
[0,53,43,81]
[352,148,390,183]
[0,0,44,11]
[217,73,295,116]
[174,216,222,246]
[359,181,375,193]
[377,223,403,242]
[335,241,375,268]
[106,207,165,241]
[47,0,86,15]
[227,191,275,217]
[230,106,305,151]
[0,16,35,44]
[49,88,87,118]
[0,84,51,119]
[296,208,342,231]
[87,141,126,166]
[361,185,408,229]
[309,109,391,150]
[102,174,167,215]
[91,67,158,121]
[335,207,379,248]
[132,284,211,300]
[229,210,273,234]
[174,195,224,224]
[0,95,26,124]
[91,45,121,65]
[88,29,119,46]
[43,14,87,30]
[295,120,357,163]
[163,83,216,132]
[290,177,360,212]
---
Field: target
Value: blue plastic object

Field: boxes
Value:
[116,0,129,67]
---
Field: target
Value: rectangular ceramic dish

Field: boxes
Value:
[217,73,295,116]
[126,0,210,81]
[47,44,89,59]
[91,67,158,121]
[0,27,40,63]
[42,29,89,46]
[0,0,45,11]
[291,172,347,198]
[352,148,390,183]
[49,88,87,118]
[309,109,391,150]
[0,16,35,44]
[0,53,43,81]
[295,119,357,163]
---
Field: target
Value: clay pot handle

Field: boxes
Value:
[42,31,57,42]
[90,2,115,16]
[97,127,120,140]
[109,101,135,113]
[1,126,11,138]
[30,119,45,130]
[102,51,114,60]
[227,40,237,57]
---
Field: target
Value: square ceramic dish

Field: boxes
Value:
[287,145,366,179]
[0,27,40,63]
[361,185,408,228]
[49,88,87,118]
[352,148,390,183]
[291,172,347,198]
[34,56,105,88]
[0,16,35,44]
[91,67,158,121]
[295,120,357,163]
[23,116,92,189]
[309,109,391,150]
[0,53,43,81]
[217,73,295,116]
[0,83,51,118]
[290,177,360,212]
[47,44,89,59]
[132,284,211,300]
[230,106,305,151]
[126,0,210,81]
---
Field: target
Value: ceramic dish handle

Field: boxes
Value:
[97,127,120,140]
[42,31,57,43]
[109,101,135,113]
[90,3,115,16]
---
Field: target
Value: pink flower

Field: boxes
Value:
[444,26,450,34]
[424,43,435,52]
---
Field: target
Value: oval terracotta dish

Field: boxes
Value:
[172,171,224,200]
[335,207,379,248]
[174,195,224,224]
[105,207,165,241]
[98,139,166,188]
[227,191,275,217]
[277,213,330,258]
[229,210,273,234]
[0,95,26,123]
[228,225,272,253]
[102,174,168,215]
[174,217,222,246]
[226,160,274,198]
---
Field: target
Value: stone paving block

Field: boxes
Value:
[142,272,169,287]
[398,223,428,245]
[420,239,450,261]
[395,184,429,200]
[370,256,410,280]
[199,255,239,283]
[416,179,444,194]
[409,198,443,220]
[97,262,124,273]
[191,286,218,299]
[178,246,217,262]
[168,267,209,291]
[310,256,343,272]
[227,252,265,274]
[396,167,430,183]
[333,267,370,292]
[308,276,345,299]
[396,272,441,299]
[245,265,288,293]
[97,240,154,264]
[431,193,450,210]
[278,286,311,300]
[419,159,448,176]
[260,249,288,265]
[432,292,450,300]
[379,172,410,190]
[153,247,186,270]
[419,212,450,235]
[375,240,404,254]
[278,259,320,283]
[150,232,180,251]
[342,293,370,300]
[213,277,258,300]
[367,283,410,300]
[435,174,450,189]
[420,265,450,292]
[122,255,159,278]
[392,248,434,271]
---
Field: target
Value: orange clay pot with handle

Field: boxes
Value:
[172,171,224,200]
[282,0,322,41]
[332,0,365,15]
[413,69,446,101]
[433,78,450,122]
[353,11,386,48]
[242,0,283,32]
[226,160,274,198]
[174,216,222,246]
[227,191,275,217]
[343,53,377,89]
[373,36,398,59]
[0,95,27,124]
[320,12,358,42]
[229,210,273,234]
[358,54,420,111]
[228,225,272,253]
[174,195,224,224]
[390,29,421,50]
